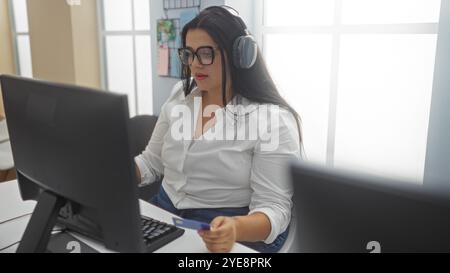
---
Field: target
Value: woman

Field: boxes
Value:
[135,6,302,253]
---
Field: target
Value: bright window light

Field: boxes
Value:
[101,0,153,116]
[342,0,442,24]
[16,35,33,78]
[103,0,133,31]
[133,0,151,31]
[265,0,335,26]
[135,36,153,115]
[11,0,29,32]
[334,34,437,182]
[106,36,136,116]
[10,0,32,77]
[262,0,441,182]
[265,34,333,164]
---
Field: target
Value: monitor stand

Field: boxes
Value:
[16,190,65,253]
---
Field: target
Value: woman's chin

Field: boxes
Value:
[195,82,210,91]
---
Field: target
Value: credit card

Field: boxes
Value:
[172,217,211,231]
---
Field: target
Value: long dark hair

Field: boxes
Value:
[180,6,303,146]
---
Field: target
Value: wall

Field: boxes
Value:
[27,0,76,84]
[424,1,450,189]
[70,0,102,89]
[150,0,255,114]
[27,0,101,89]
[149,0,181,114]
[0,0,17,117]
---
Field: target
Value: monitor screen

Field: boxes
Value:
[290,161,450,253]
[1,75,143,252]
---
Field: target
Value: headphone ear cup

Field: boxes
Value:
[232,37,242,69]
[233,35,258,69]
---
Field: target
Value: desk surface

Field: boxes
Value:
[0,120,8,143]
[0,141,13,170]
[0,180,257,253]
[0,119,13,170]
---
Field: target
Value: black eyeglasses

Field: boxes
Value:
[178,46,219,66]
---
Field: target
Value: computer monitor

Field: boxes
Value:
[290,161,450,253]
[0,75,175,253]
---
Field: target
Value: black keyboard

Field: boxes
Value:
[141,216,184,252]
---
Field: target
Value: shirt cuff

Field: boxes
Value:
[248,207,285,244]
[134,156,153,186]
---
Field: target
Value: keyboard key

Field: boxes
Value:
[140,216,185,252]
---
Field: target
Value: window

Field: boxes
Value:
[9,0,33,77]
[259,0,441,182]
[99,0,153,117]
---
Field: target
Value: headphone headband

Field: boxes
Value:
[204,5,258,69]
[205,5,248,34]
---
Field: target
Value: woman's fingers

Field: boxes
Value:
[198,216,237,253]
[210,216,227,230]
[200,235,229,245]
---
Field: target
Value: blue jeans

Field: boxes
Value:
[149,187,289,253]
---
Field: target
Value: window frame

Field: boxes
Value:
[8,0,32,77]
[97,0,153,116]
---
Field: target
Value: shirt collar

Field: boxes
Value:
[183,86,259,117]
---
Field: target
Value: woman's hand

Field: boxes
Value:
[198,216,238,253]
[198,213,272,253]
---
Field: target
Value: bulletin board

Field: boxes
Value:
[157,0,202,78]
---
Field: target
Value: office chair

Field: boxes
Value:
[129,115,162,201]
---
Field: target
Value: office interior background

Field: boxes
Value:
[0,0,449,189]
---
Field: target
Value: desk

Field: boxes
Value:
[0,141,13,171]
[0,119,8,143]
[0,180,257,253]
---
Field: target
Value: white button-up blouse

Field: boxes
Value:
[135,82,301,244]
